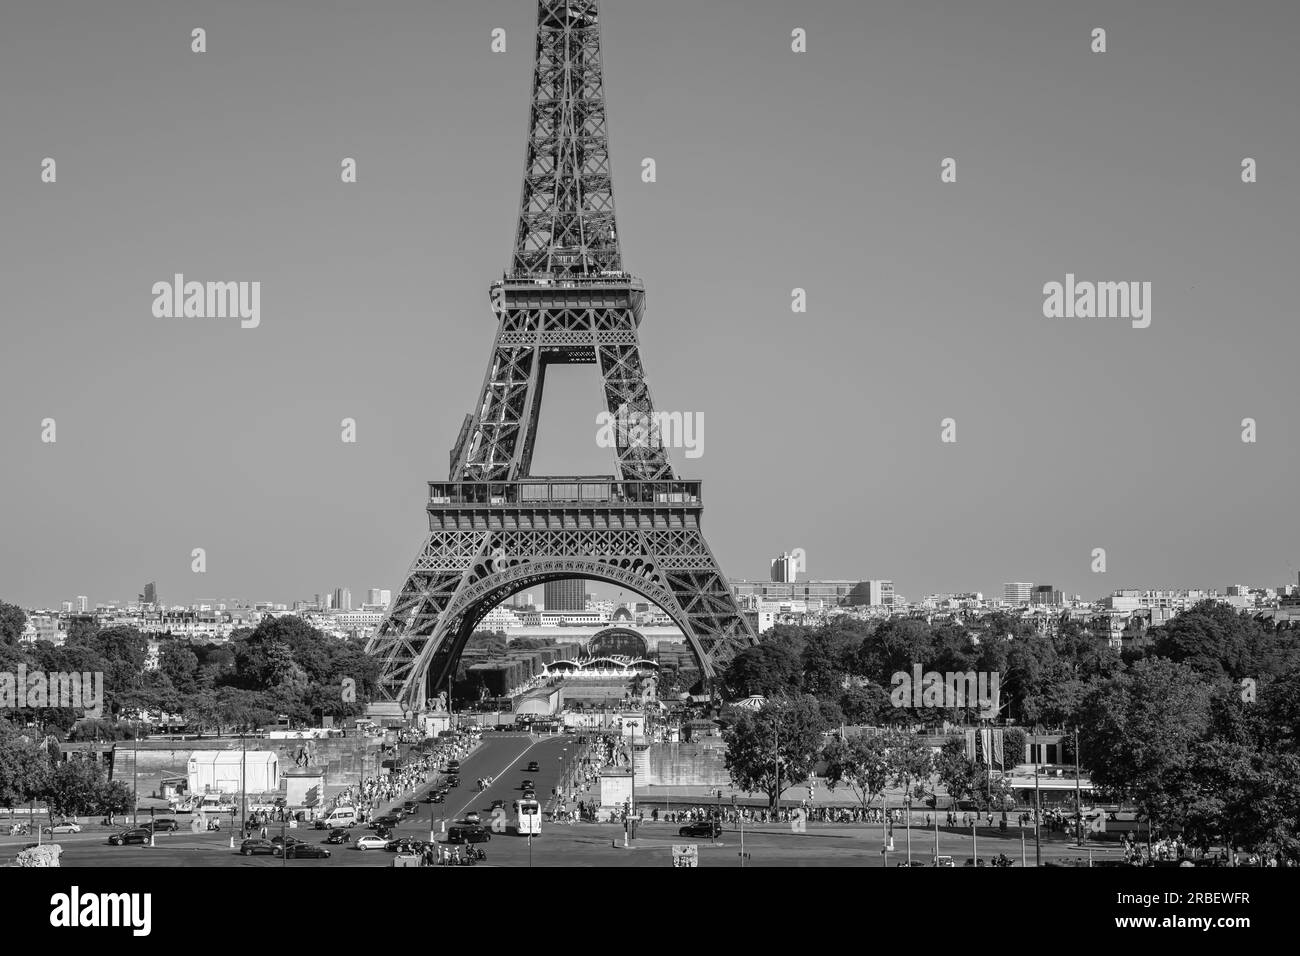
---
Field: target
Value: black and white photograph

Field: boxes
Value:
[0,0,1295,936]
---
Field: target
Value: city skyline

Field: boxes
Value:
[21,568,1297,613]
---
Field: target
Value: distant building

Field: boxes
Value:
[1003,583,1032,605]
[732,579,886,611]
[76,596,89,614]
[333,588,352,612]
[480,606,523,630]
[770,553,798,583]
[1031,585,1063,606]
[139,582,158,606]
[367,588,393,608]
[544,580,586,613]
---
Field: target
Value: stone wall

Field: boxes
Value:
[642,738,729,787]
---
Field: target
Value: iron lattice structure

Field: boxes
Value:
[365,0,756,714]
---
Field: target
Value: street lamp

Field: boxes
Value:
[626,719,641,821]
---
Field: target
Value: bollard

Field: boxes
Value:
[440,820,446,833]
[229,835,235,849]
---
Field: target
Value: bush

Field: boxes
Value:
[11,843,62,867]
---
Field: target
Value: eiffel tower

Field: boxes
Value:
[365,0,757,716]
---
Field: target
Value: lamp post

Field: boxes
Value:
[627,719,640,821]
[132,722,138,828]
[905,791,912,865]
[1074,726,1084,846]
[1034,761,1042,867]
[240,731,247,839]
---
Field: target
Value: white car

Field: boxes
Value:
[43,823,83,834]
[354,835,390,851]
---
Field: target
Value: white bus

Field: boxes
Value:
[517,798,541,836]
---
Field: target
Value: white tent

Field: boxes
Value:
[187,750,278,795]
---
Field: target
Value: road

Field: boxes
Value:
[1,732,1120,867]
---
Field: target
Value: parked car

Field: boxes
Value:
[401,801,419,816]
[108,828,153,846]
[324,828,351,845]
[464,811,481,825]
[520,779,535,791]
[932,855,956,867]
[447,776,460,788]
[355,835,391,851]
[678,820,721,838]
[490,800,505,811]
[526,761,539,773]
[150,818,181,832]
[446,823,491,844]
[240,839,282,857]
[428,792,446,804]
[964,858,987,867]
[522,789,536,800]
[43,822,83,835]
[284,843,331,859]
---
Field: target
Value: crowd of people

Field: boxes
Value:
[322,732,478,828]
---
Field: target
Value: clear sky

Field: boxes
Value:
[2,0,1297,609]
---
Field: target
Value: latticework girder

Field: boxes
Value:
[364,0,756,713]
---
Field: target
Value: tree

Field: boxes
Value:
[160,643,200,694]
[45,759,107,820]
[98,779,133,826]
[838,682,891,725]
[889,731,935,807]
[822,732,891,811]
[722,696,826,808]
[934,737,977,810]
[0,600,27,645]
[0,729,51,807]
[720,643,801,699]
[1078,657,1213,826]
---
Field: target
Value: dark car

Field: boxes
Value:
[490,799,505,811]
[108,828,154,846]
[428,792,446,804]
[446,761,461,774]
[150,818,182,832]
[526,761,539,773]
[324,828,351,845]
[447,776,460,789]
[446,823,491,844]
[522,789,536,800]
[388,837,423,854]
[240,838,282,856]
[401,801,419,816]
[521,779,534,791]
[372,814,402,830]
[270,835,305,848]
[964,858,987,867]
[285,843,332,859]
[678,820,721,838]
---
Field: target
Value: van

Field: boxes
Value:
[322,806,358,828]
